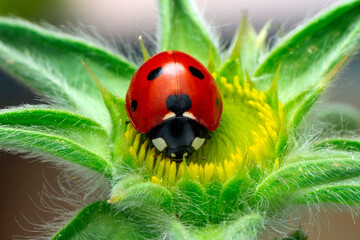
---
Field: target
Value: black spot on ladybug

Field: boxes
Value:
[166,94,192,116]
[216,97,220,109]
[147,67,163,80]
[131,100,138,112]
[189,66,204,79]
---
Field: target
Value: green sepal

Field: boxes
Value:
[166,220,193,240]
[264,64,280,110]
[174,179,208,226]
[241,21,271,75]
[315,139,360,152]
[253,0,360,104]
[52,201,140,240]
[118,182,174,213]
[108,174,145,203]
[207,45,217,74]
[218,19,245,83]
[205,181,223,224]
[285,86,322,131]
[224,213,263,240]
[275,106,288,159]
[158,0,220,66]
[219,175,251,216]
[83,62,128,162]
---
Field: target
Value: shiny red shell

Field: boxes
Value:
[125,50,222,133]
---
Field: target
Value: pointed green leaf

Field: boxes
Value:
[254,0,360,104]
[52,201,139,240]
[158,0,220,66]
[255,151,360,211]
[0,18,137,129]
[0,126,112,177]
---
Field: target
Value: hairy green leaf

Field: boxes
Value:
[254,0,360,104]
[285,85,322,131]
[158,0,220,66]
[315,139,360,152]
[165,220,192,240]
[255,151,360,211]
[224,213,262,240]
[174,179,208,226]
[119,182,173,212]
[0,18,136,129]
[52,201,139,240]
[294,179,360,206]
[0,107,110,159]
[0,126,112,177]
[219,175,251,216]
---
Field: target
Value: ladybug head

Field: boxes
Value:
[147,116,208,160]
[147,93,208,159]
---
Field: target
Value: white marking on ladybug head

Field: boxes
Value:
[152,138,167,152]
[191,137,205,151]
[183,111,196,120]
[171,153,176,158]
[183,152,188,157]
[163,112,176,120]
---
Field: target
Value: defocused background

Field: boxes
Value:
[1,0,359,239]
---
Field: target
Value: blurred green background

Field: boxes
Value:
[0,0,359,239]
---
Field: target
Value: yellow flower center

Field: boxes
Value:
[124,75,283,186]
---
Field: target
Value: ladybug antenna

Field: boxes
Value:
[138,35,150,61]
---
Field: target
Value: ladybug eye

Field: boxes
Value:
[147,67,163,80]
[189,66,204,79]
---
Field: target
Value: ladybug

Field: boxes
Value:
[125,50,222,159]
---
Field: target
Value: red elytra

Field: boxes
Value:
[125,50,222,133]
